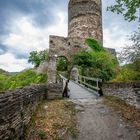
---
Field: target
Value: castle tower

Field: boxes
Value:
[68,0,103,44]
[39,0,108,83]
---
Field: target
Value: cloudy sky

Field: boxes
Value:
[0,0,138,72]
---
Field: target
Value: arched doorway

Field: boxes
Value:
[56,56,68,82]
[47,55,69,83]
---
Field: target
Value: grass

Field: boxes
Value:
[26,99,78,140]
[103,95,140,129]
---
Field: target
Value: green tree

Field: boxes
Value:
[91,51,118,80]
[28,50,48,68]
[113,68,140,81]
[119,28,140,63]
[73,51,92,68]
[118,27,140,74]
[60,38,118,97]
[56,57,68,71]
[0,74,9,91]
[107,0,140,22]
[85,38,105,52]
[73,39,118,81]
[0,69,47,91]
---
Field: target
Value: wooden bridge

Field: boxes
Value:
[60,75,102,99]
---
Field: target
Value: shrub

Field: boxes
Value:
[113,68,140,82]
[0,69,47,91]
[0,74,8,91]
[73,50,119,81]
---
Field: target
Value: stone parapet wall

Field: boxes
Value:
[0,83,62,140]
[102,82,140,109]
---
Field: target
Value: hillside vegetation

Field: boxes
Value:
[112,61,140,82]
[0,69,47,92]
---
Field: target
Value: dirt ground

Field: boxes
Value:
[69,98,140,140]
[27,81,140,140]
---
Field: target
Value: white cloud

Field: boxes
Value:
[47,12,68,36]
[0,1,138,72]
[0,49,5,55]
[103,23,133,52]
[102,0,138,53]
[103,27,126,51]
[3,11,67,53]
[0,53,32,72]
[3,17,48,53]
[0,10,67,72]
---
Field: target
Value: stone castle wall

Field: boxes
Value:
[49,35,86,59]
[39,0,115,83]
[46,35,87,83]
[0,83,62,140]
[68,0,103,43]
[102,82,140,109]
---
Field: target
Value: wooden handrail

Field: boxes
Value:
[59,74,68,81]
[78,75,102,82]
[59,74,102,92]
[78,75,102,91]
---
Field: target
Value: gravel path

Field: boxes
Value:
[68,81,140,140]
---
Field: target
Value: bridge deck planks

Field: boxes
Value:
[68,81,98,99]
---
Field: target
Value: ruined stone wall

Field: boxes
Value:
[39,0,104,83]
[102,82,140,109]
[0,83,62,140]
[49,35,86,59]
[49,36,68,58]
[47,36,68,83]
[47,35,87,83]
[68,0,103,43]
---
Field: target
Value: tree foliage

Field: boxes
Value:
[0,74,8,91]
[107,0,140,22]
[28,50,48,68]
[73,38,119,81]
[85,38,105,52]
[115,27,140,82]
[0,69,47,92]
[56,57,68,71]
[119,28,140,63]
[73,51,92,68]
[113,68,140,81]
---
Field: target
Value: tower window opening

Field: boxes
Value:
[68,42,71,46]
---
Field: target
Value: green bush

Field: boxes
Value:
[0,69,47,91]
[56,57,68,71]
[73,50,119,81]
[0,74,8,91]
[113,68,140,82]
[72,38,119,81]
[91,51,118,80]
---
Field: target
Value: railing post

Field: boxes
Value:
[76,75,79,83]
[70,74,102,95]
[97,78,99,89]
[83,77,86,85]
[79,75,81,84]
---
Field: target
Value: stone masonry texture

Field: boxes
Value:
[39,0,104,83]
[68,0,103,43]
[38,0,115,83]
[0,83,62,140]
[102,82,140,109]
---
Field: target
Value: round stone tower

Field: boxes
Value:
[68,0,103,44]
